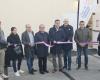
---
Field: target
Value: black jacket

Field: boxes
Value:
[49,26,65,43]
[6,33,23,60]
[35,31,49,58]
[49,26,65,54]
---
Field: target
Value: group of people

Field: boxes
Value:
[0,19,100,80]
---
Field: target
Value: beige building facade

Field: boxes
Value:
[0,0,100,49]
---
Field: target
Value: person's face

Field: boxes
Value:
[26,25,32,32]
[55,21,60,28]
[80,22,85,28]
[63,20,69,26]
[39,24,45,32]
[12,28,17,34]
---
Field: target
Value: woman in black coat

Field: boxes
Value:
[6,27,24,76]
[35,24,49,74]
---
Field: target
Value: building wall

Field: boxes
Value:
[92,3,100,49]
[0,0,76,38]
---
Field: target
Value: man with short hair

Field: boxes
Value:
[49,19,65,73]
[74,21,91,70]
[61,19,73,71]
[0,21,8,79]
[22,24,37,74]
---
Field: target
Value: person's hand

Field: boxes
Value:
[29,43,32,46]
[67,40,71,43]
[53,41,57,44]
[79,43,86,47]
[14,44,17,47]
[8,43,11,46]
[29,43,34,47]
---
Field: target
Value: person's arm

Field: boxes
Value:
[69,27,74,41]
[49,28,54,44]
[97,33,100,45]
[97,33,100,41]
[0,31,7,44]
[34,33,39,43]
[7,36,15,47]
[74,30,79,44]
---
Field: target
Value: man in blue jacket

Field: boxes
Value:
[61,19,73,71]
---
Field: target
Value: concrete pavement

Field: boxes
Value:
[5,54,100,80]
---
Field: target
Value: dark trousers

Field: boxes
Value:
[77,46,88,67]
[63,49,72,69]
[12,57,22,72]
[38,57,47,72]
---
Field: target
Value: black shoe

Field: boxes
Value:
[76,66,81,70]
[32,68,37,72]
[59,69,63,72]
[44,70,49,73]
[68,68,71,71]
[85,66,88,70]
[29,71,34,75]
[40,71,45,74]
[63,66,67,69]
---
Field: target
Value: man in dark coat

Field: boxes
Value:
[35,24,49,74]
[49,19,65,73]
[61,19,73,70]
[22,24,37,74]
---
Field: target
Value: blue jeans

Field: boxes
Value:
[77,46,88,67]
[26,56,34,73]
[63,49,72,69]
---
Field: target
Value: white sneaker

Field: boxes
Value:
[15,71,20,77]
[1,74,9,78]
[18,70,24,73]
[0,77,3,80]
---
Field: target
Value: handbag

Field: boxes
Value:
[14,46,22,55]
